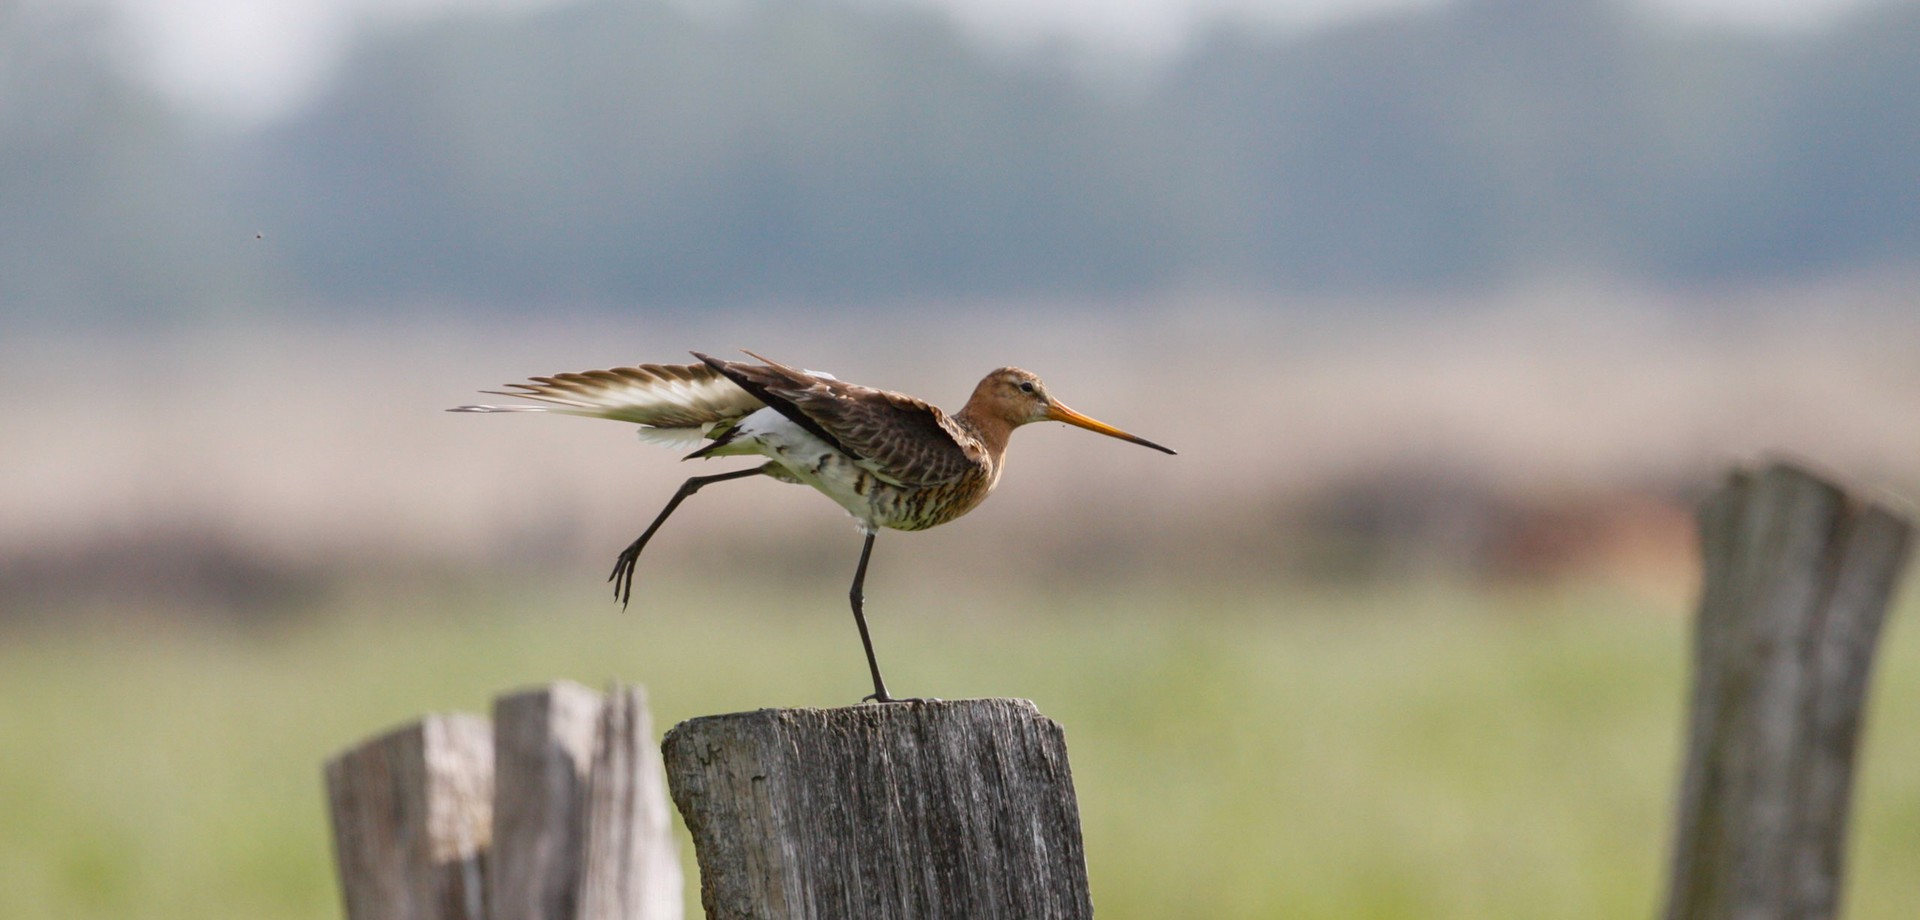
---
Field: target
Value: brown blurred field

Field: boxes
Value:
[6,281,1918,611]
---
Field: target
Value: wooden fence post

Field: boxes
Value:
[490,682,607,920]
[327,682,681,920]
[661,698,1093,920]
[326,714,494,920]
[577,685,684,920]
[1662,461,1913,920]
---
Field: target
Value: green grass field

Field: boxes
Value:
[2,579,1916,919]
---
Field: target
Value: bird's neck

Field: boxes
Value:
[954,407,1014,469]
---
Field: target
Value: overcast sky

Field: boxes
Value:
[101,0,1883,122]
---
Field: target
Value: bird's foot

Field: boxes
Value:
[861,692,936,704]
[607,544,643,610]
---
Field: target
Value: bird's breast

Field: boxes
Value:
[730,407,996,532]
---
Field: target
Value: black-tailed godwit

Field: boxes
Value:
[453,351,1175,702]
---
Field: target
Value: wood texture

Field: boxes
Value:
[326,714,494,920]
[490,682,606,920]
[577,684,684,920]
[1662,461,1913,920]
[328,682,680,920]
[662,698,1092,920]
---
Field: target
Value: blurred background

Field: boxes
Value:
[3,0,1919,917]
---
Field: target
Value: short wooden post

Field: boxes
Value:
[1662,461,1913,920]
[326,714,494,920]
[327,682,681,920]
[662,698,1093,920]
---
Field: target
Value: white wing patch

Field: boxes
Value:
[633,423,715,447]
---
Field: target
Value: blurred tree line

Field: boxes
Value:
[6,0,1918,322]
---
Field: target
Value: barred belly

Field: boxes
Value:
[769,449,994,533]
[868,471,994,532]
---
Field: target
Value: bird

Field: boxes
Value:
[451,351,1176,702]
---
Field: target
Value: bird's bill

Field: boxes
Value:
[1046,403,1178,455]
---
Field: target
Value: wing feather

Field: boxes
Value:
[454,362,763,428]
[696,352,982,486]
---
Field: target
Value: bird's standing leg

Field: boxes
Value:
[849,530,918,703]
[610,466,766,608]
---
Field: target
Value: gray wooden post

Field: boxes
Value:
[326,714,494,920]
[490,682,606,920]
[1662,461,1912,920]
[662,698,1092,920]
[577,684,684,920]
[327,682,681,920]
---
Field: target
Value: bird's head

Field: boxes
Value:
[968,368,1176,455]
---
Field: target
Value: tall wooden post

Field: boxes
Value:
[662,698,1093,920]
[576,685,683,920]
[1662,461,1912,920]
[491,683,603,920]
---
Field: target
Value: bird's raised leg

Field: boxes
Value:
[849,530,920,703]
[610,466,766,608]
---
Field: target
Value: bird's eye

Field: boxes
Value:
[1018,381,1035,393]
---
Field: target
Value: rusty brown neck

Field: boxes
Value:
[954,404,1015,468]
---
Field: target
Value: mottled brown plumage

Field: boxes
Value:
[453,351,1175,702]
[691,351,986,489]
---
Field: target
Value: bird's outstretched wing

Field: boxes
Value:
[695,352,982,486]
[451,362,764,432]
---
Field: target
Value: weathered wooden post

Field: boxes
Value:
[327,714,494,920]
[491,684,603,920]
[662,698,1093,920]
[575,685,684,920]
[326,681,682,920]
[1662,461,1912,920]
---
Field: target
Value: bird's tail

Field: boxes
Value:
[449,362,765,444]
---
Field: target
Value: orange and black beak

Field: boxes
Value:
[1046,403,1177,455]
